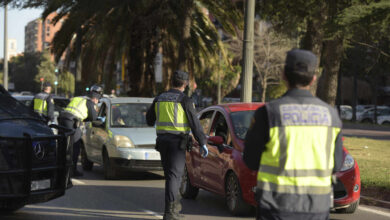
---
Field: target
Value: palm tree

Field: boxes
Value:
[19,0,243,96]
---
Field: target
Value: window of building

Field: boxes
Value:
[47,19,50,24]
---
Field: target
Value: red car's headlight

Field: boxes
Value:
[340,154,355,171]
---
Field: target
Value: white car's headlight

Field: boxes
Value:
[114,135,134,148]
[340,154,355,171]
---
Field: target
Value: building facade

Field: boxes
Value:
[24,12,63,60]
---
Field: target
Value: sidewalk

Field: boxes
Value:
[342,122,390,140]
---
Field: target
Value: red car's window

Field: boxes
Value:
[230,110,255,139]
[199,110,214,135]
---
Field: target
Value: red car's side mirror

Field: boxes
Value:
[208,136,224,145]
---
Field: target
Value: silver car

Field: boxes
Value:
[81,97,161,179]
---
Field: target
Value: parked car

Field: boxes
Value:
[0,86,73,212]
[338,105,353,121]
[12,95,70,125]
[180,103,361,215]
[357,106,390,123]
[80,97,161,179]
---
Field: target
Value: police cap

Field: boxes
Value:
[43,82,52,88]
[285,49,317,75]
[173,70,189,82]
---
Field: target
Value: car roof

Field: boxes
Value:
[12,95,34,100]
[102,97,154,104]
[216,102,265,113]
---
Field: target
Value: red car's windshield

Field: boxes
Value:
[230,110,255,139]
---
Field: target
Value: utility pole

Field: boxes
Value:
[3,3,8,90]
[240,0,255,103]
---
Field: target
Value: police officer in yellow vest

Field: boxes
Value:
[32,82,54,123]
[243,49,343,220]
[59,85,103,177]
[146,70,208,220]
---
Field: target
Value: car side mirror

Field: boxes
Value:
[208,136,224,146]
[92,120,104,128]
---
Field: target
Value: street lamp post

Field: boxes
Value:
[240,0,255,103]
[3,3,8,90]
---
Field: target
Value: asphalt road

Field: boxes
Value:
[2,165,390,220]
[342,122,390,140]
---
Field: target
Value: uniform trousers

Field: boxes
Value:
[156,134,186,205]
[58,116,82,169]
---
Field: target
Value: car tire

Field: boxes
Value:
[81,145,93,171]
[361,118,372,124]
[180,166,199,199]
[103,149,118,180]
[336,199,359,214]
[225,172,252,216]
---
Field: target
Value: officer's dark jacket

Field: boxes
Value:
[243,89,343,219]
[59,97,97,122]
[146,89,206,146]
[31,92,54,121]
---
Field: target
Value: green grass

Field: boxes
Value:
[343,137,390,191]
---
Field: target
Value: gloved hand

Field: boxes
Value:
[200,144,208,158]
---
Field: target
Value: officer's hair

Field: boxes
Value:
[172,77,187,88]
[284,66,314,87]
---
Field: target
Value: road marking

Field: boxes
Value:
[143,209,163,219]
[71,179,85,185]
[25,205,162,219]
[359,206,390,218]
[361,196,390,205]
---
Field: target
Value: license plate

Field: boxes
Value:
[145,152,160,160]
[31,179,51,191]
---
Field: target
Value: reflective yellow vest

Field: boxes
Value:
[33,92,49,116]
[64,97,88,120]
[155,92,190,135]
[257,99,342,213]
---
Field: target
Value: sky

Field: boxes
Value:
[0,6,43,59]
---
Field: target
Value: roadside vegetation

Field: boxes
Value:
[343,137,390,202]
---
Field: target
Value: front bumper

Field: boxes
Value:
[0,125,74,209]
[333,162,361,208]
[109,148,162,171]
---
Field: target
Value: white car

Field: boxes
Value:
[81,97,161,179]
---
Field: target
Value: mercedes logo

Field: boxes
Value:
[33,142,45,160]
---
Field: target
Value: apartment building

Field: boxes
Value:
[24,12,64,60]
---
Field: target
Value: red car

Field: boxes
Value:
[180,103,361,215]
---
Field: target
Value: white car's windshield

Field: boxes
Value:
[111,103,151,128]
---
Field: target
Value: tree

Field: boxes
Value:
[2,0,242,97]
[34,50,56,88]
[9,52,40,92]
[257,0,390,106]
[58,70,75,97]
[227,21,293,102]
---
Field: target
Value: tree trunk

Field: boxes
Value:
[177,0,194,71]
[301,2,327,95]
[262,79,267,103]
[317,37,344,106]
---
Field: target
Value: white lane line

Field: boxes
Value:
[71,179,85,185]
[359,206,390,218]
[142,209,163,219]
[361,196,390,205]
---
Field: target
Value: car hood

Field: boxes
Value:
[0,119,53,137]
[111,127,156,145]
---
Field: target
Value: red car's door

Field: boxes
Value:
[186,110,215,187]
[200,111,231,194]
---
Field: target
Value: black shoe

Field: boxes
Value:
[73,169,83,177]
[163,202,184,220]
